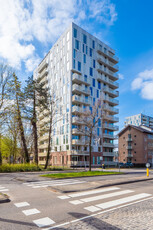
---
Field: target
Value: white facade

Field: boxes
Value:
[125,113,153,129]
[34,22,119,167]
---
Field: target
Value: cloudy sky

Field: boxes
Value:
[0,0,153,130]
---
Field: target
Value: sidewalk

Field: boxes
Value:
[48,175,153,193]
[0,193,10,204]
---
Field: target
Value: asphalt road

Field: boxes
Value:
[0,169,153,230]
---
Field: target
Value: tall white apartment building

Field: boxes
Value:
[125,113,153,129]
[34,22,119,167]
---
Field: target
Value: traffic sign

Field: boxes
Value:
[146,163,150,168]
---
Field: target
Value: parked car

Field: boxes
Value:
[118,162,125,168]
[124,162,134,168]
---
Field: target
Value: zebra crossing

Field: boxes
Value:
[58,186,152,213]
[23,179,86,189]
[0,185,9,192]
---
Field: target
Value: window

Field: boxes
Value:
[92,78,95,87]
[98,81,101,89]
[93,59,95,68]
[66,135,68,144]
[93,156,95,164]
[90,48,92,57]
[90,67,93,76]
[92,40,95,49]
[82,44,85,53]
[90,87,93,96]
[93,97,95,105]
[63,135,65,144]
[84,74,87,82]
[73,49,76,58]
[74,28,77,38]
[83,34,87,44]
[83,54,86,63]
[73,59,75,69]
[86,46,88,55]
[75,40,79,50]
[78,61,81,71]
[97,90,99,98]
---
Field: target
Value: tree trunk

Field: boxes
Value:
[89,135,92,171]
[32,91,38,165]
[0,134,2,165]
[16,96,29,163]
[44,115,52,169]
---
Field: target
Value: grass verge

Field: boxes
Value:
[41,171,123,179]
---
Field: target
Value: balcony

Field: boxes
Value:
[103,134,117,139]
[38,60,48,73]
[103,142,117,148]
[72,128,83,135]
[72,95,91,105]
[97,74,119,89]
[105,115,119,122]
[103,86,119,98]
[126,146,132,150]
[104,105,119,114]
[72,73,91,85]
[72,106,83,114]
[97,56,119,72]
[97,64,119,80]
[97,45,119,64]
[103,124,119,131]
[72,139,85,145]
[72,117,85,125]
[127,154,133,158]
[103,152,115,157]
[104,96,119,106]
[72,84,90,95]
[126,138,133,142]
[70,161,89,166]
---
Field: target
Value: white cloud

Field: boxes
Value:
[118,73,124,80]
[0,0,117,72]
[131,68,153,100]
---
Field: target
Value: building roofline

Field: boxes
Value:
[118,124,153,136]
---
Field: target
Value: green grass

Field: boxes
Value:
[41,171,123,179]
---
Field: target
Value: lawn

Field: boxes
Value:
[41,171,123,179]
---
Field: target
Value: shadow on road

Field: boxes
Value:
[55,212,121,230]
[0,217,37,228]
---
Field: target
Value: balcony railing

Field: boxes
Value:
[104,105,119,114]
[126,138,133,142]
[127,154,133,158]
[103,134,117,139]
[103,142,117,148]
[97,45,119,63]
[105,115,119,122]
[72,73,91,85]
[103,124,119,131]
[72,84,90,95]
[72,139,85,145]
[97,64,119,80]
[126,146,132,150]
[72,117,84,124]
[97,74,119,88]
[72,128,83,135]
[38,60,48,73]
[103,152,115,157]
[72,95,91,105]
[104,96,119,105]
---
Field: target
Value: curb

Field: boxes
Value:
[0,193,10,204]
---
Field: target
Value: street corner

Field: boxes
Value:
[0,193,11,204]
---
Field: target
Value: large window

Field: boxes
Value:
[90,48,92,57]
[73,28,77,38]
[75,40,79,50]
[83,34,87,44]
[90,67,93,76]
[83,54,86,63]
[92,78,95,87]
[78,61,81,71]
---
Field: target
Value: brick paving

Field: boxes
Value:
[56,199,153,230]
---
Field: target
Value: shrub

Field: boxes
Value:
[0,164,42,173]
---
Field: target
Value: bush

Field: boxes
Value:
[0,164,42,173]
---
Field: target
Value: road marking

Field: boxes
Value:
[58,195,70,200]
[33,217,55,228]
[84,206,101,212]
[78,190,134,203]
[22,208,40,216]
[96,193,151,209]
[58,187,120,199]
[0,189,9,192]
[42,196,153,230]
[14,202,30,208]
[32,181,86,188]
[70,200,84,205]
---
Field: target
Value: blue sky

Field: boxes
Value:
[0,0,153,130]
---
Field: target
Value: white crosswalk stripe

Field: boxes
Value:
[69,190,134,205]
[23,179,86,188]
[57,186,152,214]
[0,185,9,192]
[33,217,55,228]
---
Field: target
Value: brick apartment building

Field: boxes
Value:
[118,125,153,166]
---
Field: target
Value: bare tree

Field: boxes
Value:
[74,94,105,171]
